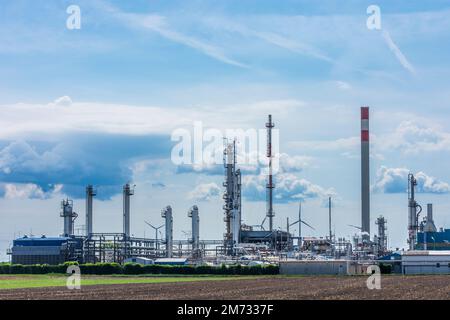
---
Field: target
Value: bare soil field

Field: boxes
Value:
[0,275,449,300]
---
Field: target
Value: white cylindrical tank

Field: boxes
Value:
[162,206,173,258]
[123,184,134,238]
[188,205,200,251]
[61,199,76,237]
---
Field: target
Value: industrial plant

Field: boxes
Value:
[6,108,450,275]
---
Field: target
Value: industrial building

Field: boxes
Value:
[402,251,450,275]
[11,236,83,265]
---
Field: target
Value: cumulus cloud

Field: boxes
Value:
[177,152,311,176]
[0,136,170,200]
[373,166,450,194]
[290,136,360,152]
[279,154,312,173]
[242,173,335,203]
[0,183,62,199]
[379,121,450,154]
[188,183,221,201]
[49,96,73,107]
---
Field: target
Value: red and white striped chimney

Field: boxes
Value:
[361,107,370,240]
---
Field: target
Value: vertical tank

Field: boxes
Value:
[188,205,200,251]
[162,206,173,258]
[123,184,134,239]
[222,140,242,254]
[61,199,77,237]
[408,174,422,250]
[232,169,241,246]
[85,185,96,237]
[375,215,387,255]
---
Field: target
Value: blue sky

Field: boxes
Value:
[2,0,450,260]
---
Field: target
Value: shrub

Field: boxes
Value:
[0,262,280,275]
[379,263,392,274]
[123,263,143,275]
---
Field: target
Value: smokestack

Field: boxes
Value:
[162,206,173,258]
[85,185,96,237]
[123,184,134,238]
[266,114,275,232]
[424,203,437,233]
[361,107,370,240]
[328,197,332,241]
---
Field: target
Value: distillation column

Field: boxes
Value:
[223,140,242,254]
[162,206,173,258]
[188,205,200,251]
[123,183,134,239]
[408,174,422,250]
[61,199,77,237]
[375,216,387,255]
[85,185,96,237]
[232,169,241,246]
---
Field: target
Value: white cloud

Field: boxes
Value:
[335,81,352,90]
[289,136,360,152]
[49,96,73,107]
[204,16,333,63]
[0,140,66,174]
[1,183,62,199]
[373,166,450,194]
[178,152,312,176]
[0,98,305,139]
[381,30,416,75]
[378,121,450,154]
[242,173,335,203]
[187,183,221,201]
[108,6,247,68]
[279,153,312,172]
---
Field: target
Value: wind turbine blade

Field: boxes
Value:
[300,220,315,230]
[260,216,267,231]
[144,221,156,229]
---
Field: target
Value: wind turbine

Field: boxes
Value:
[289,202,315,246]
[250,216,267,231]
[144,220,165,253]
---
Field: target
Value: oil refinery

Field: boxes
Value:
[6,107,450,275]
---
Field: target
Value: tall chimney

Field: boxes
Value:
[424,203,437,233]
[328,197,332,241]
[266,114,275,232]
[123,184,134,238]
[85,185,96,237]
[361,107,370,240]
